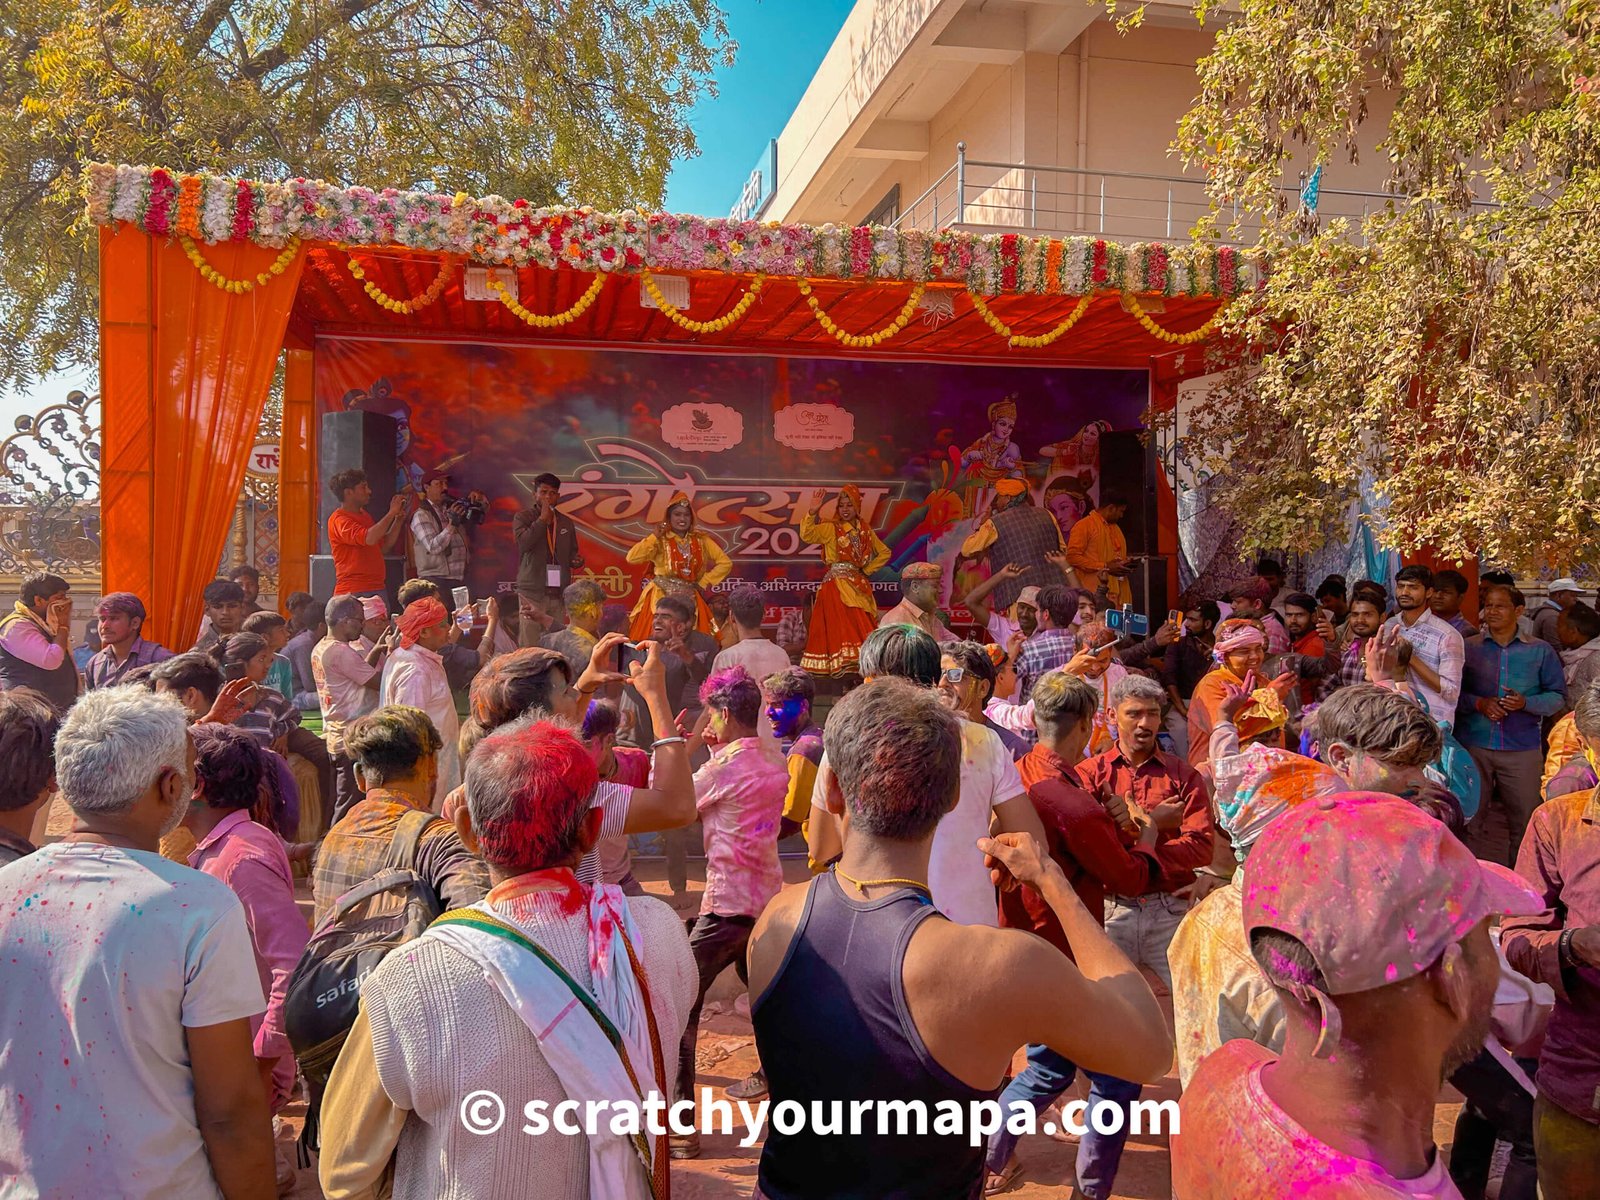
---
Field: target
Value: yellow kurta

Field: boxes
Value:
[799,514,891,612]
[1064,509,1131,605]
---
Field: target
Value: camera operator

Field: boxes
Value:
[410,468,486,597]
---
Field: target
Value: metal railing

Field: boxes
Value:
[890,142,1482,243]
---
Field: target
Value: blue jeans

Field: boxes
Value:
[985,1043,1142,1200]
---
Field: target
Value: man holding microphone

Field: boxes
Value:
[513,471,584,646]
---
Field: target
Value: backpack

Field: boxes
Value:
[284,808,444,1160]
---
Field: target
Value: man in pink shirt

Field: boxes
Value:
[0,571,79,713]
[1173,793,1543,1200]
[673,665,787,1158]
[183,723,311,1128]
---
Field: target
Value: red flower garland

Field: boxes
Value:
[231,180,255,241]
[1218,246,1237,295]
[1146,243,1169,293]
[1091,239,1108,285]
[146,169,175,237]
[850,225,873,276]
[999,233,1019,291]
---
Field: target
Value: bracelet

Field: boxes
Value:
[1559,927,1578,969]
[651,736,687,749]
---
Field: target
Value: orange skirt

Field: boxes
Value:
[800,581,879,676]
[628,580,715,641]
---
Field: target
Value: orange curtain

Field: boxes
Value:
[100,227,306,649]
[278,348,316,602]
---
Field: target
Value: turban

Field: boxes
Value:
[838,483,862,512]
[902,562,942,582]
[1214,748,1344,858]
[397,596,447,649]
[666,491,694,514]
[361,596,389,621]
[1213,618,1266,663]
[993,478,1026,497]
[988,396,1018,423]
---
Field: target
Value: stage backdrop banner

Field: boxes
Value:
[314,339,1148,623]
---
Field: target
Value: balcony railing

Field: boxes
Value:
[890,143,1484,243]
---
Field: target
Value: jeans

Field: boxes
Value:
[1464,746,1543,866]
[1534,1091,1600,1200]
[1447,1049,1537,1200]
[985,1043,1141,1200]
[329,750,362,827]
[676,912,757,1106]
[1103,892,1187,992]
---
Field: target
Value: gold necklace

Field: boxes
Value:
[835,866,930,895]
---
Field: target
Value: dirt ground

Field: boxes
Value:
[254,854,1475,1200]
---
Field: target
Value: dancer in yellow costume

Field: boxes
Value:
[798,484,892,675]
[625,492,732,639]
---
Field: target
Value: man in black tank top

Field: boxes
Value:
[746,678,1174,1200]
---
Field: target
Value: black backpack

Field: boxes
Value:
[284,808,444,1159]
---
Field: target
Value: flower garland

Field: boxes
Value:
[348,254,455,315]
[489,271,606,327]
[1122,290,1230,345]
[968,291,1097,348]
[83,163,1261,301]
[796,279,926,348]
[640,269,765,334]
[180,235,302,294]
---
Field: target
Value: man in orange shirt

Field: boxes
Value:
[1282,591,1327,706]
[1064,490,1132,606]
[327,469,407,600]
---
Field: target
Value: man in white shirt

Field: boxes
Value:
[0,686,273,1199]
[314,594,395,823]
[381,596,460,809]
[1384,564,1465,728]
[806,624,1044,927]
[711,586,793,742]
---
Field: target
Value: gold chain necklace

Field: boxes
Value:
[835,867,930,895]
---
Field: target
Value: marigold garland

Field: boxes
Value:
[489,271,606,327]
[796,279,926,348]
[968,291,1096,348]
[1121,290,1228,345]
[348,254,455,315]
[640,269,765,334]
[180,235,302,294]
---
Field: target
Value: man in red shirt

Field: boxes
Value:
[326,469,407,599]
[990,667,1163,1196]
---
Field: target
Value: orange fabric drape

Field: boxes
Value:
[100,227,306,649]
[279,348,316,602]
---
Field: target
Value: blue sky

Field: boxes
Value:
[664,0,856,216]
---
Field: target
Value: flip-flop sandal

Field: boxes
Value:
[985,1159,1025,1195]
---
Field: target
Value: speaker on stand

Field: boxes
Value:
[1096,429,1168,619]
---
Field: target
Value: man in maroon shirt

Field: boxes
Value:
[1501,679,1600,1198]
[1077,672,1212,993]
[989,667,1164,1197]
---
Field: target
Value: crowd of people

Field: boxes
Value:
[2,468,1599,1200]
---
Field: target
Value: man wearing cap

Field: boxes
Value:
[1533,576,1585,653]
[85,592,173,690]
[314,594,397,823]
[1172,792,1542,1200]
[878,561,957,643]
[409,469,479,597]
[380,596,459,808]
[1502,677,1600,1197]
[960,479,1065,610]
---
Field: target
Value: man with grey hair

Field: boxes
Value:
[313,593,395,823]
[0,686,275,1198]
[1079,671,1212,992]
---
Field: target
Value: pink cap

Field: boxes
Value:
[1015,586,1042,610]
[1244,792,1542,997]
[360,596,389,621]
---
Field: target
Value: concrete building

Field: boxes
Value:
[735,0,1402,241]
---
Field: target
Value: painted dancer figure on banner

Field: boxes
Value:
[799,485,892,676]
[958,478,1067,612]
[959,395,1024,484]
[624,491,732,640]
[1039,418,1111,478]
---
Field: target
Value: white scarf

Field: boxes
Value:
[423,883,661,1200]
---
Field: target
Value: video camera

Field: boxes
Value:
[445,492,488,527]
[1104,604,1150,638]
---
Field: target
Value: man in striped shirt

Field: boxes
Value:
[1383,564,1465,727]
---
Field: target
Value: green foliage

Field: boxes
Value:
[0,0,732,390]
[1174,0,1600,570]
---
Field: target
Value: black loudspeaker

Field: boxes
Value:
[318,410,401,553]
[1097,429,1167,619]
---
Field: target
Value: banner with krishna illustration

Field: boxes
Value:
[315,338,1148,624]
